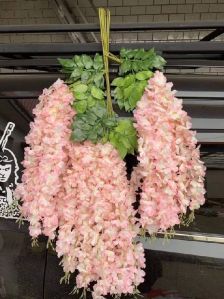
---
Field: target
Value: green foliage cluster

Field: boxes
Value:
[58,49,166,158]
[119,48,166,75]
[112,71,153,112]
[59,54,105,114]
[71,103,116,143]
[109,119,138,159]
[58,54,138,158]
[112,48,166,112]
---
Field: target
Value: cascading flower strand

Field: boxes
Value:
[56,141,145,299]
[14,79,75,240]
[133,71,206,234]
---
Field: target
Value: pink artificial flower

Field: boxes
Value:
[56,142,145,298]
[132,71,206,234]
[14,79,75,240]
[15,79,146,298]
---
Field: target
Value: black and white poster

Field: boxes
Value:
[0,122,20,219]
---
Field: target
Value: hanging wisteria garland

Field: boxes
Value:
[15,79,75,242]
[14,8,206,299]
[132,71,206,235]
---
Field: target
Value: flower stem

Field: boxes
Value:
[99,8,113,116]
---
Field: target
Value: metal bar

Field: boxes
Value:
[73,2,98,42]
[0,21,224,33]
[177,91,224,98]
[156,231,224,244]
[1,90,224,101]
[0,58,58,67]
[52,0,86,43]
[2,58,224,69]
[0,91,40,99]
[167,59,224,68]
[1,73,224,91]
[9,100,32,122]
[183,100,224,106]
[88,0,98,15]
[1,42,224,54]
[201,28,224,41]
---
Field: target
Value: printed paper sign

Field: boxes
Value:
[0,122,20,219]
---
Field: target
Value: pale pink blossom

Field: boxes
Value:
[132,71,206,234]
[14,79,75,240]
[15,79,145,298]
[56,142,145,298]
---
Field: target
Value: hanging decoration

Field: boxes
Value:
[132,71,206,235]
[56,141,145,298]
[14,79,75,241]
[14,7,206,299]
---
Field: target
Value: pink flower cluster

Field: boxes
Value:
[15,79,75,240]
[15,80,145,298]
[133,71,206,234]
[56,142,145,299]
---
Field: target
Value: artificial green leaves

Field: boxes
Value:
[59,53,103,75]
[112,48,166,112]
[58,49,166,159]
[119,48,166,75]
[70,82,106,114]
[71,103,117,143]
[71,103,136,158]
[112,71,153,112]
[59,53,138,158]
[109,119,137,159]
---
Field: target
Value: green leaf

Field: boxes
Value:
[123,74,135,87]
[116,142,128,159]
[136,70,153,80]
[73,100,87,114]
[120,136,131,149]
[123,85,133,100]
[128,134,138,150]
[103,117,117,129]
[114,87,123,100]
[118,99,124,110]
[111,77,124,87]
[98,99,106,108]
[134,48,145,59]
[142,48,156,60]
[85,112,98,125]
[132,61,140,72]
[70,68,81,79]
[94,72,104,88]
[87,130,98,143]
[93,54,103,70]
[71,128,87,142]
[74,92,88,100]
[91,105,106,118]
[58,58,75,69]
[91,86,105,100]
[87,96,96,108]
[129,87,142,109]
[144,60,154,70]
[81,71,91,82]
[109,132,127,158]
[126,50,136,59]
[108,118,137,159]
[119,60,131,75]
[120,48,128,58]
[152,55,166,69]
[72,83,88,93]
[73,55,84,68]
[124,101,130,111]
[82,55,93,69]
[115,119,133,133]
